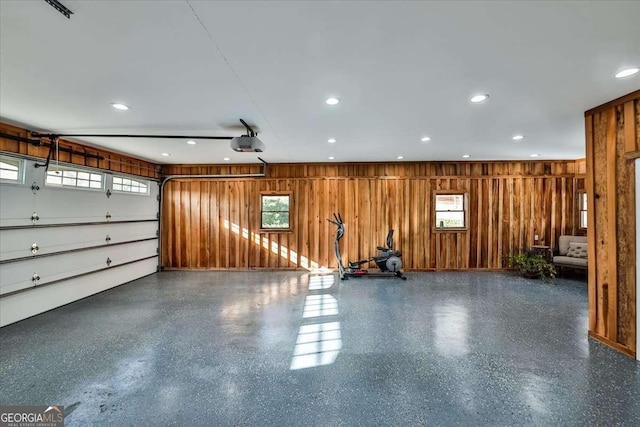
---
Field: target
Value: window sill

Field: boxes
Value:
[433,228,468,233]
[259,228,293,234]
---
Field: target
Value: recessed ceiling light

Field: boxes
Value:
[111,103,129,110]
[328,138,337,143]
[328,156,335,160]
[161,152,170,157]
[462,154,470,158]
[530,154,540,158]
[421,136,431,142]
[187,140,197,145]
[470,94,489,103]
[512,135,525,141]
[615,67,639,78]
[397,156,404,160]
[223,157,230,161]
[325,97,340,105]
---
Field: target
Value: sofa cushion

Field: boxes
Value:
[553,255,588,267]
[566,242,587,258]
[558,235,587,255]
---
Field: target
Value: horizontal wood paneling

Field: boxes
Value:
[0,122,160,179]
[162,161,580,272]
[164,160,582,179]
[586,93,639,357]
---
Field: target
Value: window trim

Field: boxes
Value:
[577,190,587,230]
[0,155,25,184]
[45,164,105,191]
[259,191,293,232]
[433,190,468,232]
[111,175,151,195]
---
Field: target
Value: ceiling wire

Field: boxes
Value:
[185,0,280,141]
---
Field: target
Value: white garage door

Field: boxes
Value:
[0,155,159,326]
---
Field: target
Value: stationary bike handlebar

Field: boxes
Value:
[327,212,343,225]
[327,213,345,240]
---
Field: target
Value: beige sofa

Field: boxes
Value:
[553,235,588,269]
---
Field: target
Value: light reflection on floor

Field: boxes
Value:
[290,274,341,370]
[434,303,469,357]
[520,372,553,415]
[308,274,335,290]
[302,294,339,318]
[290,321,342,370]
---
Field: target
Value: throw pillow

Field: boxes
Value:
[568,242,587,258]
[566,246,578,257]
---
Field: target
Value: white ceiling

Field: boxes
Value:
[1,1,639,165]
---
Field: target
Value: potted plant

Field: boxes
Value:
[506,252,557,282]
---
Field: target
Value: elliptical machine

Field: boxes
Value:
[327,213,407,280]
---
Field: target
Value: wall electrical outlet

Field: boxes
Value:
[534,234,539,241]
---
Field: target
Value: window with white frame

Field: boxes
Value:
[0,155,24,183]
[46,165,103,189]
[434,192,467,230]
[578,191,587,229]
[112,176,149,194]
[260,192,292,230]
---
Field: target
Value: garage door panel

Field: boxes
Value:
[0,240,158,296]
[1,185,109,226]
[0,258,158,327]
[0,184,38,227]
[105,221,158,243]
[0,221,158,260]
[107,186,159,221]
[34,187,108,224]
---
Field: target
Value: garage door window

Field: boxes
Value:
[0,156,24,183]
[46,166,104,190]
[113,176,149,194]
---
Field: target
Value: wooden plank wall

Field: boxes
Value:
[585,90,639,358]
[162,160,582,272]
[0,122,160,179]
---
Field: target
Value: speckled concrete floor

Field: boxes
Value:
[1,271,639,426]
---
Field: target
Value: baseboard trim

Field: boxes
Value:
[588,331,636,358]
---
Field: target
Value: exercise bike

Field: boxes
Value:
[327,213,407,280]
